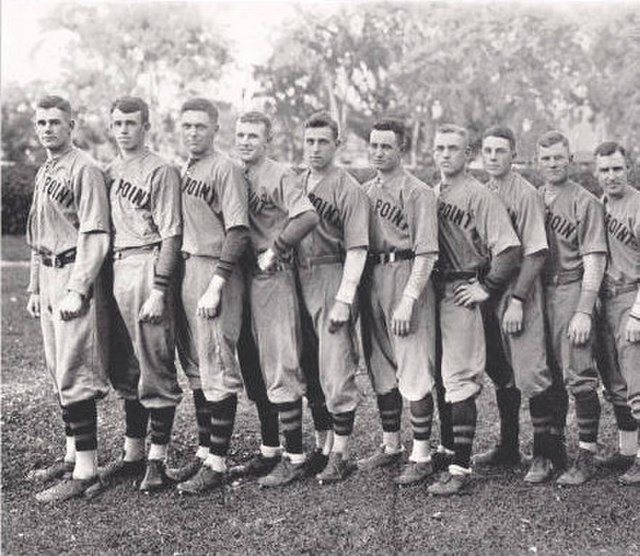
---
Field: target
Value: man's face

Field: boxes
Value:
[433,132,467,177]
[235,121,269,163]
[538,142,570,185]
[181,110,217,156]
[34,107,73,153]
[481,136,514,178]
[369,129,402,173]
[596,151,628,198]
[304,126,337,171]
[111,109,147,152]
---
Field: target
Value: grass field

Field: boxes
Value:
[2,236,639,554]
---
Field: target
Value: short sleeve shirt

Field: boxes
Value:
[107,149,182,249]
[297,166,369,265]
[362,168,438,255]
[603,187,640,285]
[180,151,248,257]
[27,148,110,254]
[435,174,520,272]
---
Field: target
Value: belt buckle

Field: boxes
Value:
[54,256,63,268]
[388,252,396,263]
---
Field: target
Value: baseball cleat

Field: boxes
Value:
[427,472,470,496]
[357,445,404,472]
[139,460,173,493]
[394,460,435,486]
[556,448,596,486]
[99,455,145,483]
[27,459,74,483]
[35,476,103,503]
[229,452,281,478]
[594,451,636,472]
[304,449,329,477]
[257,455,305,488]
[177,465,226,495]
[316,453,356,485]
[524,456,554,484]
[618,458,640,486]
[166,457,203,483]
[473,445,521,467]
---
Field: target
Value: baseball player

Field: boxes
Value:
[473,126,556,483]
[295,111,368,483]
[25,95,110,502]
[101,96,183,493]
[593,141,640,486]
[538,130,607,486]
[235,111,320,487]
[358,118,440,487]
[428,124,522,496]
[169,98,250,494]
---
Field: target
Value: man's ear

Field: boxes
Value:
[69,119,76,131]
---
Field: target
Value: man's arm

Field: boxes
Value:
[26,250,41,318]
[567,252,606,345]
[329,247,368,333]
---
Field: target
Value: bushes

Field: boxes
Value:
[2,163,36,235]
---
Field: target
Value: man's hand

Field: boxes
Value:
[391,296,415,337]
[453,279,490,308]
[502,298,524,335]
[197,284,223,319]
[59,291,85,321]
[567,312,592,346]
[257,248,277,272]
[139,289,165,324]
[26,294,41,318]
[625,315,640,343]
[328,300,351,334]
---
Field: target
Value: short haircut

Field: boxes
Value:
[180,97,219,122]
[36,95,72,116]
[304,111,339,140]
[371,117,406,149]
[594,141,627,160]
[537,130,570,150]
[483,125,516,151]
[238,111,272,138]
[435,123,469,146]
[110,96,150,125]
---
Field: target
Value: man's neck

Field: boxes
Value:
[244,154,267,171]
[46,144,72,160]
[440,170,466,189]
[545,177,570,190]
[378,165,403,181]
[121,145,147,160]
[490,169,513,187]
[309,163,334,178]
[190,146,214,161]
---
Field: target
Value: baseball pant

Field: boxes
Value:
[39,262,110,406]
[176,256,244,402]
[110,252,183,408]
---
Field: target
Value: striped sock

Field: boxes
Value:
[310,402,332,432]
[193,389,212,450]
[277,400,303,455]
[530,391,553,457]
[256,399,280,448]
[124,399,149,439]
[410,394,434,442]
[436,384,454,451]
[67,398,98,452]
[452,398,477,469]
[332,411,355,437]
[149,407,176,446]
[377,389,402,433]
[575,390,600,445]
[209,395,238,457]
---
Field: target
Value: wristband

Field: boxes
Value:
[629,313,640,322]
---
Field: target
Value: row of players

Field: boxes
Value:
[25,94,640,502]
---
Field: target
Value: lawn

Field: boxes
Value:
[2,237,639,554]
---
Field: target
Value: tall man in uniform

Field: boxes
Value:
[26,95,111,502]
[235,111,320,487]
[170,98,250,494]
[537,130,607,485]
[357,118,440,487]
[102,97,183,492]
[593,141,640,485]
[296,112,368,483]
[428,124,521,496]
[473,126,556,483]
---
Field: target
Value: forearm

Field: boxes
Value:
[483,246,522,295]
[154,235,181,292]
[576,252,607,315]
[215,226,250,280]
[511,250,547,301]
[335,248,367,305]
[28,251,40,294]
[402,253,438,300]
[67,232,109,296]
[273,210,319,255]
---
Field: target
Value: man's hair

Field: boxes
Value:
[537,130,570,150]
[435,123,470,146]
[36,95,72,116]
[180,97,219,122]
[371,117,407,149]
[483,125,516,151]
[238,111,272,138]
[594,141,627,160]
[110,96,150,125]
[304,111,339,140]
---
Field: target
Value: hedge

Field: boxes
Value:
[2,163,37,235]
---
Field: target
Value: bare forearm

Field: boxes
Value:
[27,250,40,294]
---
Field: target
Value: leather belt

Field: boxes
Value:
[39,247,77,268]
[253,261,294,275]
[368,250,414,265]
[181,251,219,261]
[542,268,584,286]
[433,269,478,282]
[600,282,638,299]
[113,244,160,260]
[298,253,344,269]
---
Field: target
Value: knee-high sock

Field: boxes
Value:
[67,398,98,452]
[496,387,521,451]
[124,399,149,439]
[149,407,176,447]
[209,395,238,457]
[332,410,355,437]
[377,388,402,433]
[574,390,600,446]
[436,383,454,450]
[193,389,211,449]
[256,398,280,448]
[277,400,303,455]
[530,390,553,457]
[452,398,477,469]
[410,394,434,442]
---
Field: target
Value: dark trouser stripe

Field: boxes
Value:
[574,390,600,444]
[209,395,238,457]
[496,387,521,450]
[410,395,434,441]
[332,410,355,436]
[149,407,176,446]
[256,399,280,448]
[66,399,98,451]
[613,404,638,432]
[310,402,333,432]
[125,399,149,439]
[530,390,553,456]
[276,400,303,454]
[377,389,402,433]
[193,389,211,448]
[452,398,477,469]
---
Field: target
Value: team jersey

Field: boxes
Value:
[107,148,182,249]
[27,147,110,254]
[539,180,607,277]
[435,174,520,272]
[244,157,314,255]
[297,166,369,265]
[362,168,438,255]
[487,172,548,256]
[603,186,640,285]
[180,150,248,257]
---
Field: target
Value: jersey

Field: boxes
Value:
[362,168,438,255]
[107,148,182,249]
[603,186,640,286]
[435,174,520,272]
[539,180,607,277]
[297,166,369,265]
[180,150,248,257]
[27,147,110,254]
